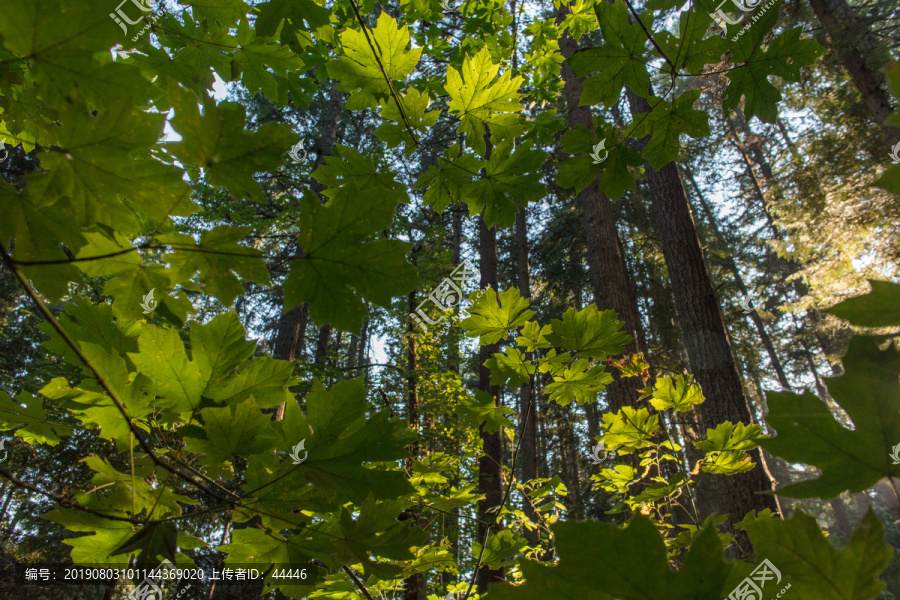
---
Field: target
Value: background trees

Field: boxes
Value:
[1,0,899,598]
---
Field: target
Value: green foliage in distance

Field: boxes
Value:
[0,0,892,597]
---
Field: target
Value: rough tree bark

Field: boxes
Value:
[477,126,504,590]
[402,290,423,600]
[626,88,780,557]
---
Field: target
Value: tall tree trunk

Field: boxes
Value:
[403,291,422,600]
[358,316,369,379]
[348,334,358,370]
[807,0,900,146]
[515,206,540,548]
[477,124,504,589]
[441,206,464,591]
[683,166,792,391]
[272,87,346,418]
[626,88,780,557]
[314,324,332,365]
[555,3,645,415]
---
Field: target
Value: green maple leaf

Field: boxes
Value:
[182,396,277,464]
[160,225,271,307]
[0,390,72,445]
[283,193,419,333]
[730,510,893,600]
[568,0,651,108]
[545,305,632,360]
[826,280,900,328]
[254,0,332,39]
[545,358,613,406]
[222,493,425,583]
[695,422,764,475]
[180,397,275,466]
[327,13,421,110]
[77,455,196,518]
[469,140,546,228]
[446,47,524,156]
[374,87,441,154]
[128,315,294,416]
[0,182,84,301]
[412,144,483,213]
[234,20,305,100]
[268,379,415,502]
[875,62,900,195]
[557,123,642,199]
[0,0,153,104]
[461,287,535,345]
[486,347,534,388]
[486,517,730,600]
[144,13,234,93]
[472,530,527,571]
[31,100,196,234]
[655,7,728,75]
[761,336,900,498]
[649,374,704,412]
[722,26,823,123]
[110,522,178,567]
[455,390,515,434]
[181,0,249,29]
[311,144,409,205]
[167,81,295,202]
[44,509,135,566]
[602,406,659,451]
[631,91,710,169]
[74,232,194,323]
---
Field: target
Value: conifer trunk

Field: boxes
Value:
[403,290,422,600]
[515,206,540,547]
[477,126,504,590]
[626,88,780,556]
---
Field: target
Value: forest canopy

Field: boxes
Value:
[1,0,900,598]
